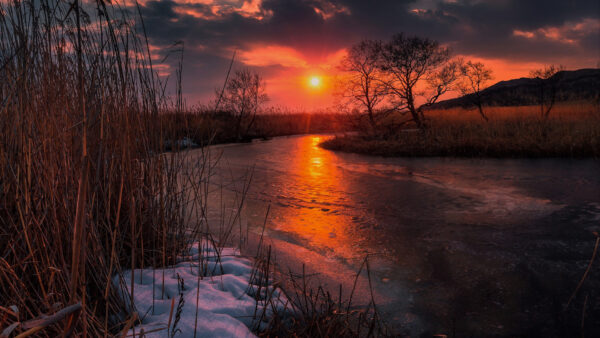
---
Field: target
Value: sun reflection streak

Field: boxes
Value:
[274,136,359,259]
[309,136,324,177]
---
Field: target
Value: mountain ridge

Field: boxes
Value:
[432,68,600,109]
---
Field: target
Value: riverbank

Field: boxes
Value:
[321,109,600,158]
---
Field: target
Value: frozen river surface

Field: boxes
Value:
[190,134,600,337]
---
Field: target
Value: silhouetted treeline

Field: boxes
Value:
[338,33,600,131]
[160,108,352,147]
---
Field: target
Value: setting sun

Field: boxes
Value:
[309,76,322,88]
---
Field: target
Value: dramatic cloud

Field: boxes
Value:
[238,45,310,68]
[136,0,600,107]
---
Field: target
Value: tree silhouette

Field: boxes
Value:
[377,33,460,129]
[458,60,493,121]
[219,69,268,140]
[338,40,389,132]
[530,64,565,119]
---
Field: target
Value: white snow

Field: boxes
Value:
[114,242,286,337]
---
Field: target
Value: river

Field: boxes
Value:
[189,134,600,337]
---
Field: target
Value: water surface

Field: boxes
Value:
[192,134,600,337]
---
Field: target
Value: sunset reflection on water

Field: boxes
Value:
[274,136,359,259]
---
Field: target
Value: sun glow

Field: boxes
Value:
[309,76,322,88]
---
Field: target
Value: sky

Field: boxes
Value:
[138,0,600,109]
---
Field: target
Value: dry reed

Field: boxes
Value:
[322,104,600,158]
[0,0,198,335]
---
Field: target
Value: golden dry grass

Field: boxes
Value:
[322,103,600,157]
[425,102,599,122]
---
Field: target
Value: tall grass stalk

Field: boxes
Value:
[0,0,199,335]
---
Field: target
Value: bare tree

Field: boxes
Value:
[377,33,460,129]
[338,40,388,131]
[458,60,494,121]
[530,64,565,119]
[219,69,268,140]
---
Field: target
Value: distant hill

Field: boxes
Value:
[432,68,600,109]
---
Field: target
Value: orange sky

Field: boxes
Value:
[138,0,599,110]
[234,45,561,109]
[236,46,346,109]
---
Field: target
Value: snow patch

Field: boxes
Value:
[113,242,286,337]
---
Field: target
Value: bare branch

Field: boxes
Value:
[377,33,455,129]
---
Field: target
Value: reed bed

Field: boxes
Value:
[425,102,599,122]
[322,104,600,158]
[248,243,390,337]
[0,0,206,335]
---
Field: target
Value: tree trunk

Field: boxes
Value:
[367,107,376,131]
[476,95,488,122]
[406,89,423,129]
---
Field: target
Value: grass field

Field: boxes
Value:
[321,103,600,158]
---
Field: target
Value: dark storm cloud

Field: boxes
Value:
[429,0,600,59]
[136,0,600,102]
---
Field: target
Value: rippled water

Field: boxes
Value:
[191,134,600,337]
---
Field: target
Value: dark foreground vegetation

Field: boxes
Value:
[0,0,197,335]
[322,104,600,158]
